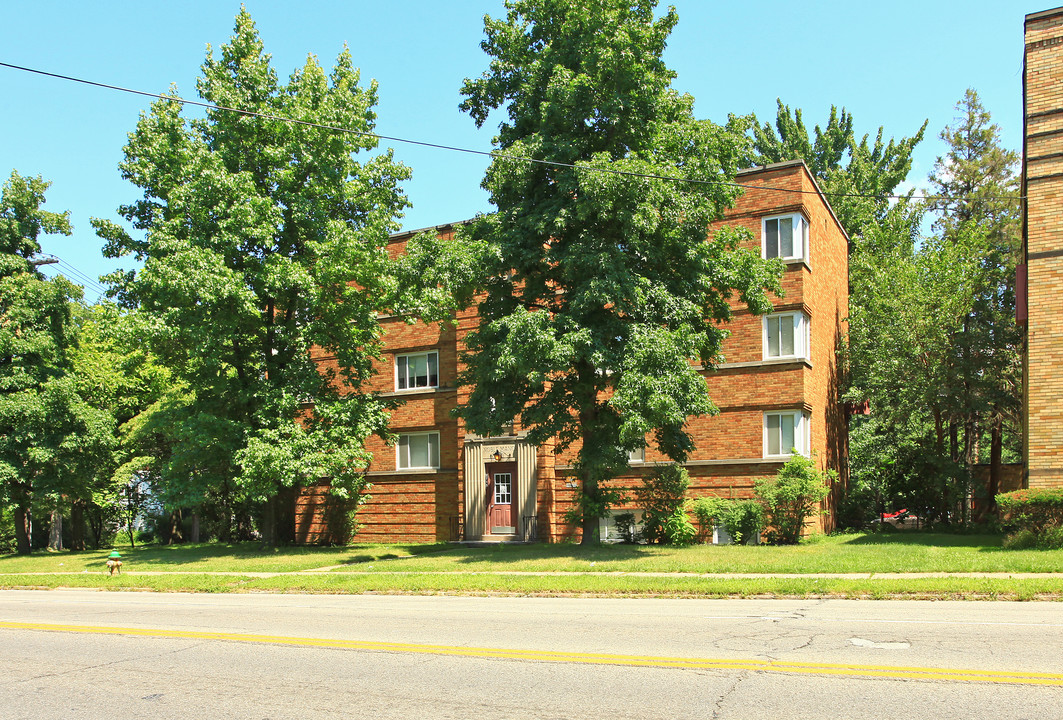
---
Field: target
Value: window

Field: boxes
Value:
[493,473,512,504]
[762,213,808,261]
[764,411,810,458]
[627,446,646,463]
[763,312,810,361]
[397,432,440,469]
[396,351,438,390]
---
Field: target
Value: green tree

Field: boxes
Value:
[95,10,411,546]
[67,304,172,548]
[755,453,833,545]
[750,100,927,239]
[454,0,780,545]
[635,464,691,545]
[925,89,1021,517]
[846,216,986,523]
[0,170,114,554]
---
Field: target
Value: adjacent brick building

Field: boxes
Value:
[1023,7,1063,489]
[297,160,849,543]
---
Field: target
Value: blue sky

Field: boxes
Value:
[0,1,1043,301]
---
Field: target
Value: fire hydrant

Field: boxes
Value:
[106,550,123,576]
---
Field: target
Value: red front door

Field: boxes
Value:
[486,462,517,534]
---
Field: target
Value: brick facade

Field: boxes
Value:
[1023,8,1063,488]
[296,161,849,542]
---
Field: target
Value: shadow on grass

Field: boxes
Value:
[431,543,669,566]
[0,542,452,568]
[831,530,1005,550]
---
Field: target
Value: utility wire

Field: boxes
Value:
[56,258,108,296]
[35,253,109,297]
[0,60,1025,204]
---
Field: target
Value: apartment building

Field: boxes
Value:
[1023,7,1063,489]
[296,159,849,543]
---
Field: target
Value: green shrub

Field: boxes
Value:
[997,488,1063,536]
[1001,529,1038,550]
[691,496,729,542]
[662,505,697,546]
[723,500,765,545]
[1002,526,1063,550]
[1040,526,1063,549]
[636,465,690,545]
[690,496,765,545]
[612,512,641,544]
[754,454,834,545]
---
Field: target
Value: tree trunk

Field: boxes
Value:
[69,499,85,551]
[579,473,600,547]
[14,504,31,555]
[167,509,184,545]
[933,408,945,452]
[261,494,278,549]
[962,412,978,525]
[48,509,63,551]
[126,506,136,550]
[190,512,200,543]
[987,415,1004,518]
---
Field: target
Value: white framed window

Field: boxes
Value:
[762,213,809,262]
[763,312,810,361]
[397,432,440,469]
[627,446,646,463]
[493,473,512,504]
[396,351,438,391]
[763,411,810,458]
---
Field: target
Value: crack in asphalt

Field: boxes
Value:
[7,639,207,685]
[711,671,746,719]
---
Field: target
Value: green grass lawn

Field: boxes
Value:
[0,542,447,574]
[337,532,1063,575]
[1,531,1062,599]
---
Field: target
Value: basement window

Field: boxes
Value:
[397,432,440,469]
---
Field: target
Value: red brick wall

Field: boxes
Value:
[300,163,849,543]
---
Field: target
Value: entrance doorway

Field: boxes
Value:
[486,462,517,534]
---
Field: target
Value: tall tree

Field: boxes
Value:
[844,90,1021,525]
[455,0,780,544]
[846,209,988,523]
[95,10,411,546]
[0,171,113,554]
[751,100,927,239]
[926,89,1021,515]
[67,303,171,549]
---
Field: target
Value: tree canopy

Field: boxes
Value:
[94,9,411,544]
[750,99,927,239]
[452,0,780,544]
[0,170,115,553]
[844,89,1021,524]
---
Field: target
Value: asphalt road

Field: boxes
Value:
[0,590,1061,719]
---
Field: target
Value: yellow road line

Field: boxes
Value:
[2,620,1061,687]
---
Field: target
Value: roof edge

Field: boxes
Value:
[389,218,475,240]
[1027,7,1063,24]
[736,160,851,245]
[392,159,853,245]
[735,159,807,176]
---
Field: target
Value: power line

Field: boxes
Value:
[35,253,109,298]
[0,60,1025,204]
[56,258,108,296]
